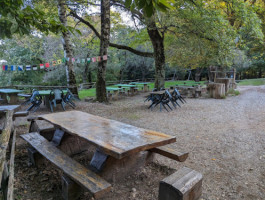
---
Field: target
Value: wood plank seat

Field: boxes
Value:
[17,93,31,98]
[149,145,188,162]
[13,111,29,119]
[21,132,111,199]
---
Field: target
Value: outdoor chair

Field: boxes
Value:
[63,88,80,108]
[49,89,65,112]
[26,90,42,112]
[19,93,32,105]
[172,88,186,104]
[165,90,180,108]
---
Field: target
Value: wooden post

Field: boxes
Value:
[159,167,202,200]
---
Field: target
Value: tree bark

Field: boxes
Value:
[195,68,202,82]
[96,0,110,102]
[57,0,78,95]
[146,17,165,90]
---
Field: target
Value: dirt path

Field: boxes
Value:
[13,86,265,200]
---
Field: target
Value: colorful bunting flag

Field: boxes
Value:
[1,55,109,72]
[11,65,16,71]
[18,66,23,71]
[103,55,108,60]
[26,65,31,71]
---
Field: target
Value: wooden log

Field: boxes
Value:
[207,83,225,99]
[159,167,203,200]
[7,128,16,200]
[0,110,14,186]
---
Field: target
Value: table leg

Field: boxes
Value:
[130,87,134,96]
[144,84,148,92]
[113,91,118,100]
[90,149,109,172]
[1,94,8,104]
[8,94,19,104]
[44,96,50,108]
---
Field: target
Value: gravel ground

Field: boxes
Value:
[13,85,265,200]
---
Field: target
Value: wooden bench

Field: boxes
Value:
[21,132,111,199]
[149,145,188,162]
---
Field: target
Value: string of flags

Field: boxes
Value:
[1,55,108,72]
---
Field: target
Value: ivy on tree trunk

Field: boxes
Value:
[57,0,78,95]
[147,17,165,90]
[96,0,110,102]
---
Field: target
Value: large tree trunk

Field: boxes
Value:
[147,17,165,90]
[57,0,78,95]
[96,0,110,102]
[195,68,202,82]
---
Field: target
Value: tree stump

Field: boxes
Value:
[207,83,225,99]
[215,78,231,93]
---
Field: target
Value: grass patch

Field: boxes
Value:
[228,89,240,96]
[238,78,265,86]
[78,80,205,99]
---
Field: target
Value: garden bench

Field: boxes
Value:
[149,144,188,162]
[21,132,111,199]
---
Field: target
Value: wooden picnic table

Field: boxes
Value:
[21,111,187,198]
[106,87,122,100]
[0,89,23,104]
[115,84,136,95]
[38,90,67,108]
[38,111,176,159]
[130,82,150,92]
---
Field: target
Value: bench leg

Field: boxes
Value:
[27,147,44,167]
[62,175,82,200]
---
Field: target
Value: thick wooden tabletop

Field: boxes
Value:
[38,90,68,96]
[115,84,136,87]
[0,89,23,94]
[0,105,20,112]
[38,111,176,159]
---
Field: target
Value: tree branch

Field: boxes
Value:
[69,10,154,57]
